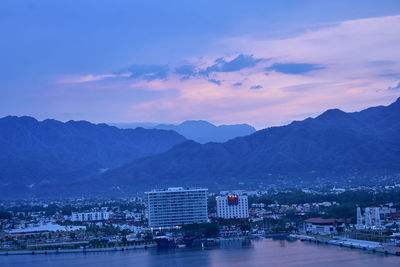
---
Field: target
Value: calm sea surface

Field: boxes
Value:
[1,239,399,267]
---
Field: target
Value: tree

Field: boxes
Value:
[143,232,153,241]
[240,224,251,232]
[203,223,220,237]
[0,211,11,220]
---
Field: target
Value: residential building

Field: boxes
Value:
[146,187,208,228]
[356,206,382,229]
[356,207,363,229]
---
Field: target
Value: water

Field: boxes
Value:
[1,239,399,267]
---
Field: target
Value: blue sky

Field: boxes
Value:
[1,0,400,128]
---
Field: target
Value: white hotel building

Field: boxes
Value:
[146,187,208,228]
[216,194,249,219]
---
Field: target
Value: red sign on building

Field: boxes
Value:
[228,195,239,205]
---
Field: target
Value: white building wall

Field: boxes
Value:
[216,195,249,219]
[305,223,337,235]
[71,211,111,222]
[146,187,208,228]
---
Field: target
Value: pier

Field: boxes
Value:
[290,234,400,256]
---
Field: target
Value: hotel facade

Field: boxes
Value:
[146,187,208,228]
[216,194,249,219]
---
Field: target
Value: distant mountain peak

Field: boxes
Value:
[391,96,400,106]
[3,115,38,123]
[154,120,256,143]
[180,120,216,127]
[316,108,348,120]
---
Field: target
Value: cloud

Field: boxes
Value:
[123,64,169,81]
[281,82,334,92]
[250,85,262,90]
[199,54,266,77]
[365,60,396,67]
[53,15,400,129]
[175,64,197,80]
[175,64,196,75]
[173,54,266,79]
[265,62,325,75]
[208,79,222,85]
[379,72,400,79]
[58,73,130,84]
[387,82,400,90]
[215,54,266,72]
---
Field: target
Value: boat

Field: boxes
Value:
[203,238,220,247]
[183,235,200,247]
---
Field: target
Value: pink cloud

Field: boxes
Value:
[55,15,400,128]
[58,73,130,84]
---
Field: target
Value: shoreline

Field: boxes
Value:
[290,234,400,256]
[0,244,157,256]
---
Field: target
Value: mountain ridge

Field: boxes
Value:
[1,97,399,197]
[0,116,186,189]
[95,97,400,194]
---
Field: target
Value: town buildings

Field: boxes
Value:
[216,193,249,219]
[356,206,382,229]
[304,218,344,235]
[71,211,111,222]
[146,187,208,228]
[6,223,86,237]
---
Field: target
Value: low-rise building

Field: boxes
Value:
[71,211,111,222]
[6,223,86,237]
[304,218,344,235]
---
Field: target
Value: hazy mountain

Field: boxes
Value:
[2,98,400,198]
[154,120,256,143]
[95,97,400,194]
[108,122,159,129]
[108,120,256,143]
[0,116,186,190]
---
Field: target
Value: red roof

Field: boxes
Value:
[304,218,343,225]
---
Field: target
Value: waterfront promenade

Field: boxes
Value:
[0,244,157,256]
[290,234,400,256]
[1,239,399,267]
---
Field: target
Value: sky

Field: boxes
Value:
[1,0,400,129]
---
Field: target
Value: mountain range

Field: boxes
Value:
[1,98,399,198]
[110,120,256,143]
[0,116,186,194]
[96,97,400,194]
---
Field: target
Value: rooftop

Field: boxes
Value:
[304,218,344,225]
[145,187,208,194]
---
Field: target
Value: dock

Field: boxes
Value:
[290,234,400,256]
